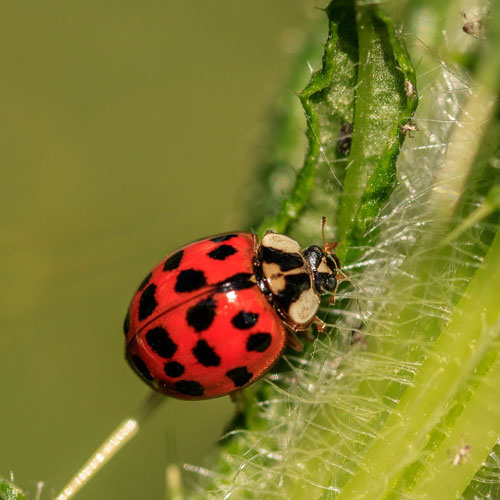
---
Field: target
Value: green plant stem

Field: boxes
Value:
[440,184,500,246]
[428,87,497,232]
[337,227,500,500]
[410,345,500,499]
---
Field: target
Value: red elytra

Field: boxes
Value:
[124,231,341,400]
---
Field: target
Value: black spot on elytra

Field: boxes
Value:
[226,366,253,387]
[123,311,130,335]
[137,272,152,292]
[260,246,304,272]
[231,311,258,330]
[175,269,207,293]
[211,234,237,243]
[146,326,177,358]
[246,333,272,352]
[130,355,153,381]
[193,339,220,367]
[175,380,204,397]
[163,250,184,271]
[186,297,216,332]
[164,361,184,378]
[216,273,255,293]
[138,284,158,321]
[208,244,237,261]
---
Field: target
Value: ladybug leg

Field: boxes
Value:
[336,268,348,282]
[285,329,304,352]
[313,316,326,333]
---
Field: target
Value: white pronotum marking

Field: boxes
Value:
[288,289,320,325]
[261,233,301,253]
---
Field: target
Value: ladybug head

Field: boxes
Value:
[303,245,341,294]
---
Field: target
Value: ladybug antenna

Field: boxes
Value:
[321,216,328,252]
[55,391,164,500]
[321,216,338,255]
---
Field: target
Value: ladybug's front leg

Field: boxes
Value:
[300,317,326,344]
[313,315,326,333]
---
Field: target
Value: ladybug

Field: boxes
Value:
[124,227,342,400]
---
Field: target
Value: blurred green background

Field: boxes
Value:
[0,2,318,499]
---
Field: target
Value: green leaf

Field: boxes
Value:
[336,5,417,265]
[258,0,358,238]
